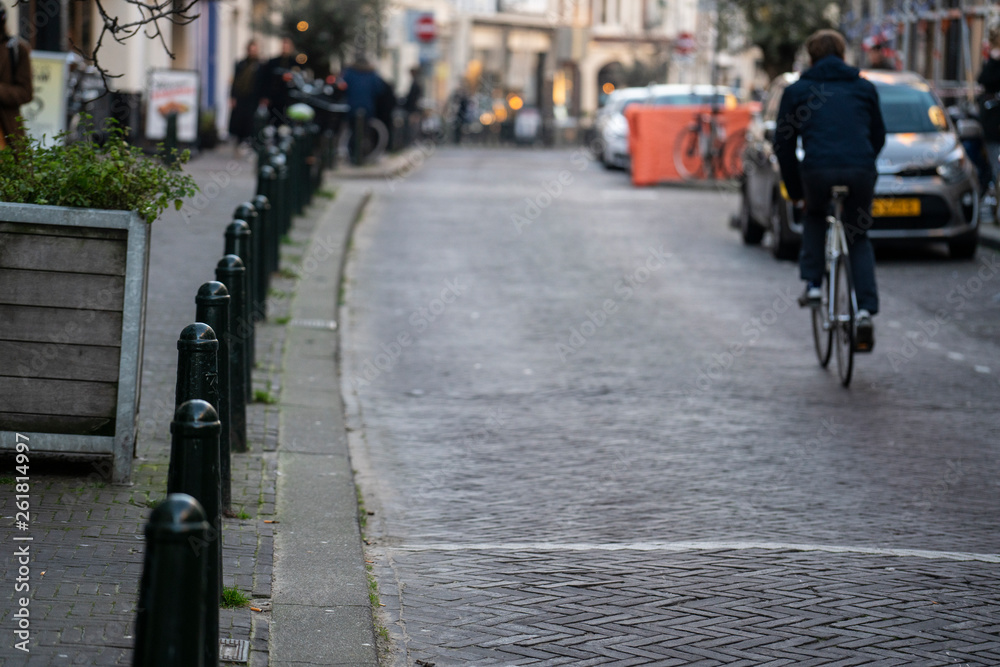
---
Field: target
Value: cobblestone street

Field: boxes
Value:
[342,148,1000,665]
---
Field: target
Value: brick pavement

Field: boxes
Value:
[371,547,1000,665]
[0,146,312,665]
[343,148,1000,666]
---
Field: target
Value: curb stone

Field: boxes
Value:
[269,178,379,666]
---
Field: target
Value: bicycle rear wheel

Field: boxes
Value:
[812,272,832,367]
[721,133,747,179]
[834,254,855,387]
[673,127,703,180]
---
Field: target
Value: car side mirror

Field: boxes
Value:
[956,118,983,141]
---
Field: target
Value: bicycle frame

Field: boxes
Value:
[818,186,858,386]
[822,195,854,331]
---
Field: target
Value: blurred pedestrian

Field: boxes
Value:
[228,39,260,152]
[865,41,897,71]
[404,66,423,143]
[450,85,470,144]
[341,53,390,162]
[977,23,1000,189]
[0,3,32,148]
[257,37,297,123]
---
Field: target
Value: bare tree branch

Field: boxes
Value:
[14,0,201,87]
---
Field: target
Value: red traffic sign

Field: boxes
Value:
[415,14,436,42]
[675,31,695,55]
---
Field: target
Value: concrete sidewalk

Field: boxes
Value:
[0,143,413,665]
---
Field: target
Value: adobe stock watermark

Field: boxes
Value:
[898,459,965,524]
[511,143,604,235]
[684,286,799,395]
[776,84,834,141]
[350,277,470,388]
[735,417,839,522]
[556,246,672,362]
[385,139,437,191]
[179,159,251,224]
[418,407,508,499]
[886,252,1000,372]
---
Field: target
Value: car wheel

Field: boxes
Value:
[740,185,765,245]
[769,194,799,260]
[948,232,978,260]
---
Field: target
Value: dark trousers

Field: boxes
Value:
[800,167,880,314]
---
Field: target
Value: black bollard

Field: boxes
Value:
[320,128,335,171]
[269,151,290,237]
[196,282,232,513]
[166,400,222,667]
[216,255,249,448]
[234,202,264,323]
[164,112,179,167]
[175,323,219,412]
[292,125,307,214]
[278,136,296,228]
[256,165,278,278]
[306,123,321,200]
[133,493,211,667]
[253,114,273,163]
[251,194,273,307]
[225,220,256,370]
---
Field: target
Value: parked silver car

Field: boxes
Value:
[739,70,980,259]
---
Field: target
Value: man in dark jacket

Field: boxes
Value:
[228,39,261,150]
[341,54,390,162]
[256,37,297,124]
[977,24,1000,190]
[0,4,32,146]
[774,29,886,350]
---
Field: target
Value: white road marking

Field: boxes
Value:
[975,365,991,374]
[948,351,966,361]
[389,541,1000,563]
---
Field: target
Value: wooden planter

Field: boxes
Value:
[0,204,150,484]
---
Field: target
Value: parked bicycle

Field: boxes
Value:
[808,185,874,387]
[673,107,745,180]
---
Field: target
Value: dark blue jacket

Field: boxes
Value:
[773,56,886,200]
[341,65,389,117]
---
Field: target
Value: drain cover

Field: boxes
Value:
[219,638,250,663]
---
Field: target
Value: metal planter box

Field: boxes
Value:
[0,203,150,484]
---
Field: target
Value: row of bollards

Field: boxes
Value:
[134,117,329,665]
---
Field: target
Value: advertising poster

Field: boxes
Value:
[146,69,199,142]
[22,51,72,147]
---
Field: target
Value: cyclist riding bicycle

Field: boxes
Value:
[773,29,886,350]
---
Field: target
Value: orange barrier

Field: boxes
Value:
[627,105,753,186]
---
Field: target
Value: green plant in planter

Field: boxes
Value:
[0,120,199,223]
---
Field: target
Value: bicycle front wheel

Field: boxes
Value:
[673,127,703,180]
[812,272,832,368]
[834,254,855,387]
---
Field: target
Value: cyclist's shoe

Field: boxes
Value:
[798,285,822,308]
[855,310,875,352]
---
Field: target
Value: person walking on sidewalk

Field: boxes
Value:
[0,3,32,148]
[257,37,297,124]
[341,53,390,162]
[229,39,261,152]
[977,23,1000,191]
[773,29,886,350]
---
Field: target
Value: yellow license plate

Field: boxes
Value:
[872,198,921,217]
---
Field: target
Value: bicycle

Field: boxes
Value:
[809,185,872,387]
[673,108,745,181]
